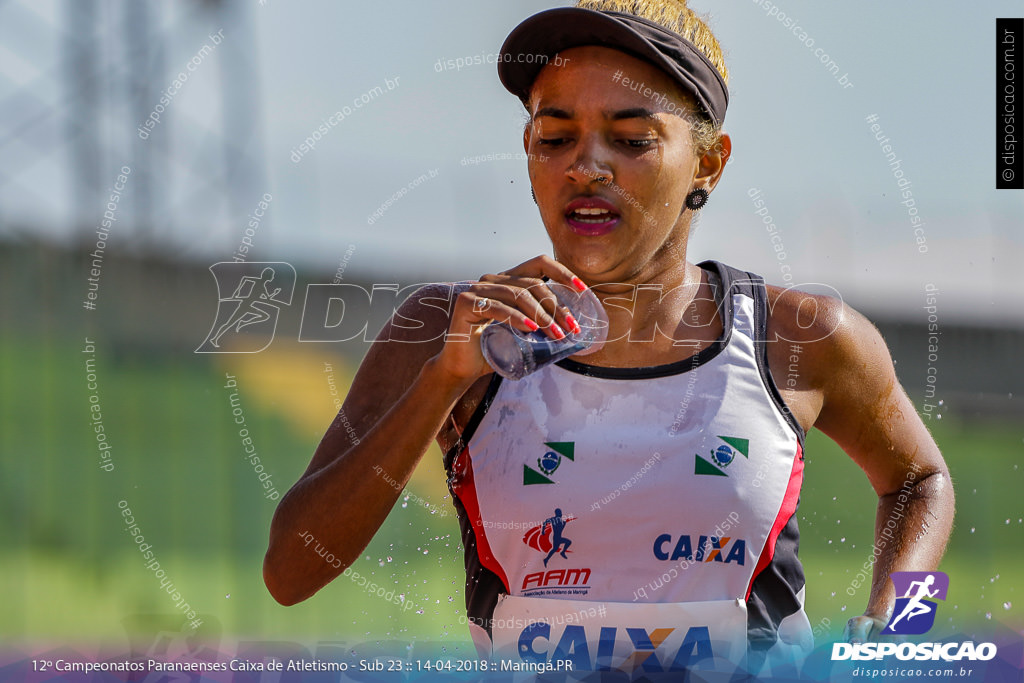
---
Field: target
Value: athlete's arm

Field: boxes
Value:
[263,255,584,606]
[767,290,955,642]
[262,284,469,606]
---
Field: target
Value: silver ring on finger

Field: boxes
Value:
[473,297,491,313]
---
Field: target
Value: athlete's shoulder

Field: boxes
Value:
[764,282,893,394]
[698,259,849,347]
[764,283,846,347]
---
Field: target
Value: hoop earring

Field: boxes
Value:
[685,188,709,211]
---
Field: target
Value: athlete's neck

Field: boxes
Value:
[583,258,715,367]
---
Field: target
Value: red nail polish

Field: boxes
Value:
[572,276,587,292]
[551,323,566,340]
[565,314,581,335]
[524,318,539,331]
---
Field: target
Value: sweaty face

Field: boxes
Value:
[524,45,702,283]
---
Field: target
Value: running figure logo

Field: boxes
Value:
[196,262,296,353]
[542,508,572,567]
[522,511,578,560]
[882,571,949,635]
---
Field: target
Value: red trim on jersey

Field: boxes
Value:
[746,442,804,600]
[450,446,511,592]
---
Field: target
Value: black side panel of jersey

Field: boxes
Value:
[746,508,805,646]
[443,372,505,639]
[447,491,505,639]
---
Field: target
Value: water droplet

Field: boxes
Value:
[840,537,846,543]
[937,414,942,420]
[401,502,408,508]
[938,400,943,405]
[225,594,231,599]
[1006,519,1011,525]
[970,527,975,533]
[841,605,847,612]
[387,556,393,563]
[985,612,992,620]
[1004,602,1012,610]
[423,549,429,555]
[831,592,836,597]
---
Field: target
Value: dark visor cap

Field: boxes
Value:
[498,7,729,127]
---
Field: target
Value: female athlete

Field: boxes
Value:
[263,0,954,674]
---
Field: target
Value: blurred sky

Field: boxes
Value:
[1,0,1022,324]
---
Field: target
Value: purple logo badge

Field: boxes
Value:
[882,571,949,635]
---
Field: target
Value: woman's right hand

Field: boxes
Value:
[434,254,588,381]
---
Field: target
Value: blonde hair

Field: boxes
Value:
[574,0,728,154]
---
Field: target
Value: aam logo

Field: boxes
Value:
[653,534,746,565]
[882,571,949,635]
[523,508,575,566]
[522,568,591,594]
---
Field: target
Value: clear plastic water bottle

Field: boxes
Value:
[480,282,609,380]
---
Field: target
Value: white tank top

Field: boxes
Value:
[445,261,812,672]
